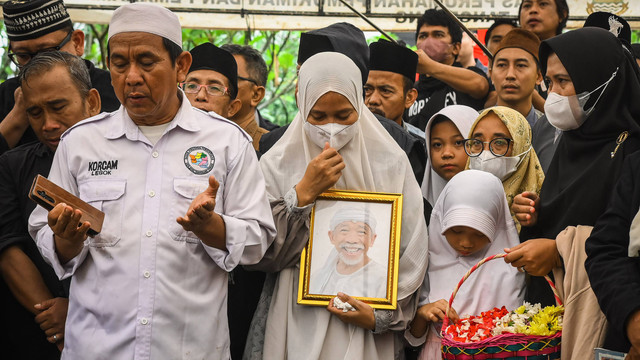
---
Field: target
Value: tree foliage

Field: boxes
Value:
[1,22,302,126]
[1,22,639,125]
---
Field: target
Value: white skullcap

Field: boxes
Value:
[329,206,377,235]
[108,3,182,48]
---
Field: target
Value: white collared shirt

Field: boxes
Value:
[29,93,276,360]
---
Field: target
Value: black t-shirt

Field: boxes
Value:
[0,141,68,359]
[585,151,640,352]
[406,62,488,132]
[0,59,120,154]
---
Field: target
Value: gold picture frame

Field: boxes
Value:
[297,189,403,310]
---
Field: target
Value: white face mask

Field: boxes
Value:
[544,67,618,131]
[303,121,358,150]
[468,147,531,181]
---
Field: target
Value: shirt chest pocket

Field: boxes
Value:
[169,177,210,244]
[78,179,127,247]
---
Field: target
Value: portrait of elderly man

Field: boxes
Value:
[310,206,388,299]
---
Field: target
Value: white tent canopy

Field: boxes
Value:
[1,0,638,31]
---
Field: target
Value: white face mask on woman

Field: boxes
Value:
[303,121,358,150]
[468,146,532,181]
[544,67,618,131]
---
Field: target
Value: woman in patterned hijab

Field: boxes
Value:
[464,106,544,230]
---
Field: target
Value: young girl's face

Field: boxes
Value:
[443,226,490,256]
[430,119,468,180]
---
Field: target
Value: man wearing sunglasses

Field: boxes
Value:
[0,0,119,154]
[183,43,242,122]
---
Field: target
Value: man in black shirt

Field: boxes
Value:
[0,0,118,155]
[407,9,489,131]
[0,51,101,359]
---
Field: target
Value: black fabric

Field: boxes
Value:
[0,141,68,359]
[297,23,370,86]
[189,43,238,99]
[0,59,119,155]
[228,266,266,360]
[257,110,279,131]
[406,63,487,132]
[376,114,426,184]
[2,0,72,42]
[521,27,640,305]
[583,11,631,44]
[369,39,418,81]
[585,151,640,353]
[259,114,427,184]
[258,124,287,154]
[632,43,640,60]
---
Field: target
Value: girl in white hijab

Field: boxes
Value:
[421,105,478,213]
[407,170,525,359]
[251,52,429,360]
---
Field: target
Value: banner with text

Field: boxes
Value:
[1,0,637,31]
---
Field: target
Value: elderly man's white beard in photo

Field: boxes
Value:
[338,243,366,265]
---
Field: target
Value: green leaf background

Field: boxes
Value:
[1,22,639,126]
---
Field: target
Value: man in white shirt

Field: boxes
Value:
[310,206,387,299]
[28,3,276,359]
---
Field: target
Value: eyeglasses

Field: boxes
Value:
[463,138,513,157]
[8,31,73,67]
[182,82,230,97]
[237,75,259,86]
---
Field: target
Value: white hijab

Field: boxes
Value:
[259,52,429,359]
[422,170,524,317]
[420,105,478,206]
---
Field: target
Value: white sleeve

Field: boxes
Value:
[203,141,276,270]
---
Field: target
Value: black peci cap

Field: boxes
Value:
[368,39,418,81]
[298,23,370,86]
[189,43,238,99]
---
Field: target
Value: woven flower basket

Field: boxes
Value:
[441,253,562,360]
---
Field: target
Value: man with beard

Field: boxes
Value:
[309,206,386,299]
[407,9,489,132]
[365,39,424,141]
[0,51,101,359]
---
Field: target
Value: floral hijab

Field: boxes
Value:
[466,106,545,229]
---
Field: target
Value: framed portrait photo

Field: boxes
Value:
[297,189,403,310]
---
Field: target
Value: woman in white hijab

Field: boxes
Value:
[251,52,429,360]
[407,170,525,359]
[421,105,478,220]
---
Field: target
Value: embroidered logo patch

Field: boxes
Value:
[184,146,215,175]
